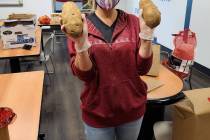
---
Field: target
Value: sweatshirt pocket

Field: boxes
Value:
[135,77,148,96]
[84,79,146,119]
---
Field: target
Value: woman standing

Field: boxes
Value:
[62,0,155,139]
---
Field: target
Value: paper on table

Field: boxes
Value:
[143,78,164,93]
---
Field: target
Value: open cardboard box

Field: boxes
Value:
[172,88,210,140]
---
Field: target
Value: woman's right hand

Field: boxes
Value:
[61,14,91,53]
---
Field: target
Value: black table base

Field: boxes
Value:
[138,104,165,140]
[10,58,21,73]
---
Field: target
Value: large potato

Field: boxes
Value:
[139,0,161,28]
[140,0,150,9]
[61,2,83,38]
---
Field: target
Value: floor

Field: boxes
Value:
[38,36,86,140]
[0,35,210,140]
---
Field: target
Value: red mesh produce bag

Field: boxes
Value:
[0,107,16,128]
[172,29,197,60]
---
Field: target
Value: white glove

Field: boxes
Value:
[139,10,155,41]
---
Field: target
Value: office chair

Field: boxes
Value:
[161,51,193,89]
[161,29,196,89]
[40,32,56,84]
[20,32,56,84]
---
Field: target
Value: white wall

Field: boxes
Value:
[191,1,210,68]
[0,0,126,19]
[0,0,53,19]
[116,0,126,11]
[122,0,187,50]
[124,0,139,16]
[151,0,187,50]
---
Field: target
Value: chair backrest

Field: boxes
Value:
[43,32,55,58]
[167,29,197,76]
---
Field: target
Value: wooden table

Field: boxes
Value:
[138,65,184,140]
[0,71,44,140]
[0,27,42,72]
[142,65,183,101]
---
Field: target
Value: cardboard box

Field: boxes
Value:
[7,13,36,25]
[0,24,35,49]
[8,13,35,20]
[172,88,210,140]
[51,13,61,25]
[146,45,160,76]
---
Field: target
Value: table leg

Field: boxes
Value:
[138,104,165,140]
[38,134,45,140]
[9,58,21,73]
[41,31,44,51]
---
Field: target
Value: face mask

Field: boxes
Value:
[96,0,120,10]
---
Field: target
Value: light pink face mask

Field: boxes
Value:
[96,0,120,10]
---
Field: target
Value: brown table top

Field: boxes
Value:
[0,71,44,140]
[141,65,183,100]
[0,27,42,59]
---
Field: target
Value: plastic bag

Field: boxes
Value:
[172,29,197,61]
[0,107,16,128]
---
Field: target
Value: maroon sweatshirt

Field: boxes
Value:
[67,10,153,128]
